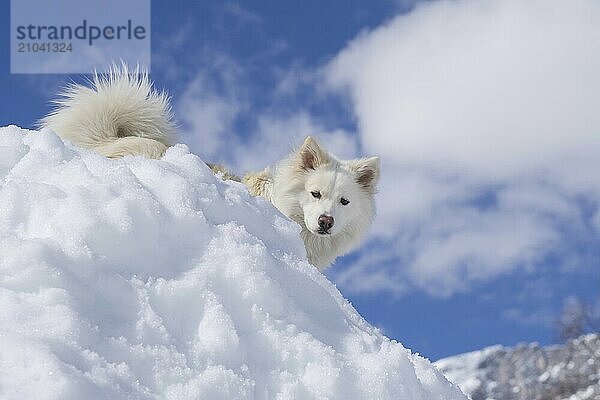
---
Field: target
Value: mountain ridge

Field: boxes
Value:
[435,333,600,400]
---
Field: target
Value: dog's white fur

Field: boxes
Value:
[243,138,379,270]
[41,65,176,159]
[42,67,380,271]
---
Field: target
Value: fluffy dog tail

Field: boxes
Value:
[41,65,177,159]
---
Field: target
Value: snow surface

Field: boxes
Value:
[434,345,503,397]
[0,125,466,399]
[435,334,600,400]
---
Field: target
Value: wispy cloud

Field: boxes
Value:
[502,307,554,328]
[163,4,358,173]
[175,55,359,173]
[325,0,600,297]
[176,53,248,161]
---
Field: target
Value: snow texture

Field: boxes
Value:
[436,334,600,400]
[0,125,466,399]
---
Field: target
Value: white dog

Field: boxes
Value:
[41,65,176,159]
[242,138,379,270]
[42,66,380,271]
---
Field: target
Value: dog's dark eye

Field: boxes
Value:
[340,197,350,206]
[311,191,321,199]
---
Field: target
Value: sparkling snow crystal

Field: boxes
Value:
[0,126,466,399]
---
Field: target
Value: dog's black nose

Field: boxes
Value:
[318,215,334,231]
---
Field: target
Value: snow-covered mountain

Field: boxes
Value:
[0,125,466,399]
[435,334,600,400]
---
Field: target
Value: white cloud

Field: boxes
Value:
[178,78,358,173]
[336,265,407,297]
[178,64,244,158]
[324,0,600,296]
[175,55,358,175]
[233,112,358,172]
[327,0,600,181]
[502,307,554,327]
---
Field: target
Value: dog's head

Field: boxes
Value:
[295,136,380,237]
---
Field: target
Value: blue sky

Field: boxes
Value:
[2,0,599,361]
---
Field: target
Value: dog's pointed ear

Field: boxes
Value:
[349,156,380,193]
[297,136,329,171]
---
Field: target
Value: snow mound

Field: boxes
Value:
[0,125,466,400]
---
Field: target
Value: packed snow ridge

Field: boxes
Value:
[0,126,466,400]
